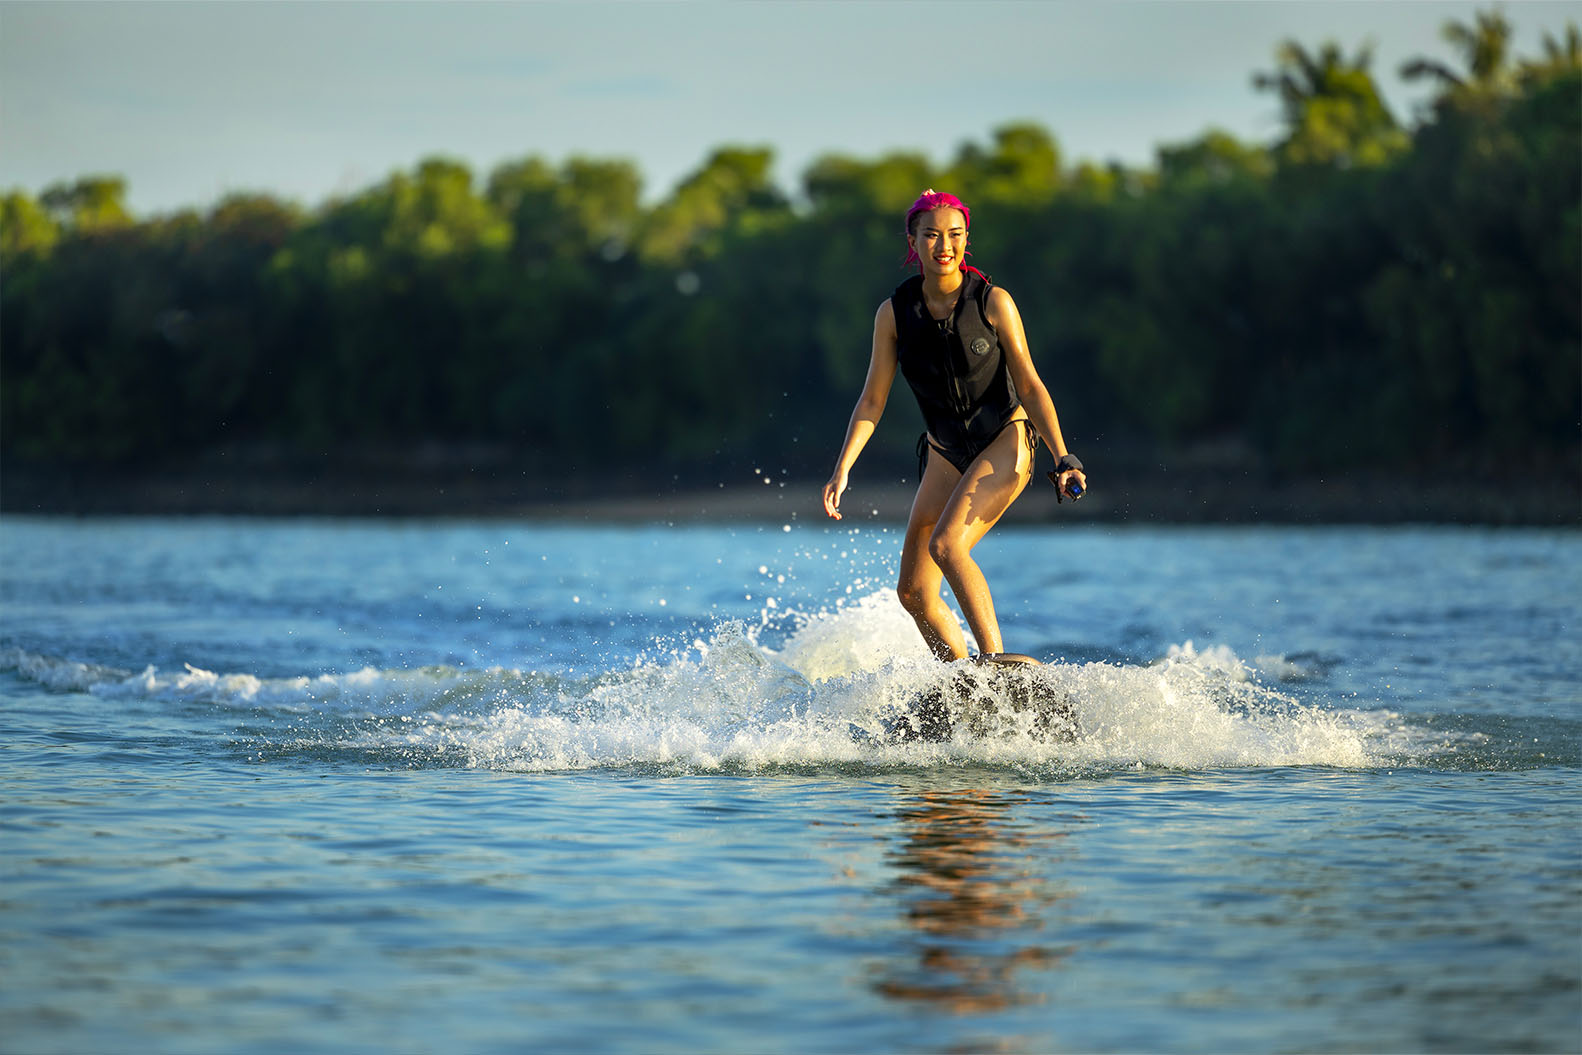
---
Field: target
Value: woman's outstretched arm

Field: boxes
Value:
[987,286,1088,498]
[823,300,900,520]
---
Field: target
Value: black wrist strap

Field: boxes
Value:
[1046,452,1084,503]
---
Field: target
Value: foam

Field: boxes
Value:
[0,598,1427,774]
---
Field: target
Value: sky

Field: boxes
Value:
[3,0,1579,216]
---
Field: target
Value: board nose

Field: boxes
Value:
[974,652,1041,666]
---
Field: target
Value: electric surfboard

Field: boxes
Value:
[885,652,1077,744]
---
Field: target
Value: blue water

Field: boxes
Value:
[2,515,1578,1053]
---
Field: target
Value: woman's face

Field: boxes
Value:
[909,207,968,277]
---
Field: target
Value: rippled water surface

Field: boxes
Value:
[2,516,1578,1052]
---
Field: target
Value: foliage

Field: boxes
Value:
[1253,40,1409,168]
[3,12,1577,487]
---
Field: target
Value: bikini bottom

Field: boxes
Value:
[916,418,1038,480]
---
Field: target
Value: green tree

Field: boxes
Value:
[803,151,935,217]
[1365,55,1581,464]
[482,156,645,457]
[3,15,1577,505]
[947,123,1062,204]
[1,191,61,256]
[1536,23,1582,67]
[39,176,133,232]
[1400,9,1516,96]
[1156,129,1273,189]
[640,147,789,263]
[1254,41,1408,167]
[487,155,643,262]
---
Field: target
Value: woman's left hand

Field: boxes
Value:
[822,470,848,520]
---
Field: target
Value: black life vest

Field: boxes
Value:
[891,268,1021,455]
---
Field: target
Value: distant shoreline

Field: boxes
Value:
[4,465,1576,526]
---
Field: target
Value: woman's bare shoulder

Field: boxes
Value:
[986,284,1017,308]
[985,284,1021,326]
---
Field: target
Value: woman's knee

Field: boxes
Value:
[927,529,964,570]
[896,578,928,616]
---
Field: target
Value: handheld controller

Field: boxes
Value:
[1047,453,1085,503]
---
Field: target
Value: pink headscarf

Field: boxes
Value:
[903,189,971,267]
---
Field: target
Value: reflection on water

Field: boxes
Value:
[873,790,1073,1015]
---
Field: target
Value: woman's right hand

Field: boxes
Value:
[822,470,848,520]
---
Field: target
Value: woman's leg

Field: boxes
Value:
[897,449,971,661]
[926,421,1034,656]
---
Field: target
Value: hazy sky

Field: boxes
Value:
[4,1,1579,215]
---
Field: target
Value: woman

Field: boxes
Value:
[822,189,1086,663]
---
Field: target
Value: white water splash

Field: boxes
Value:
[0,600,1414,773]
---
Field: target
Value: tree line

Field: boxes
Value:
[3,12,1578,492]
